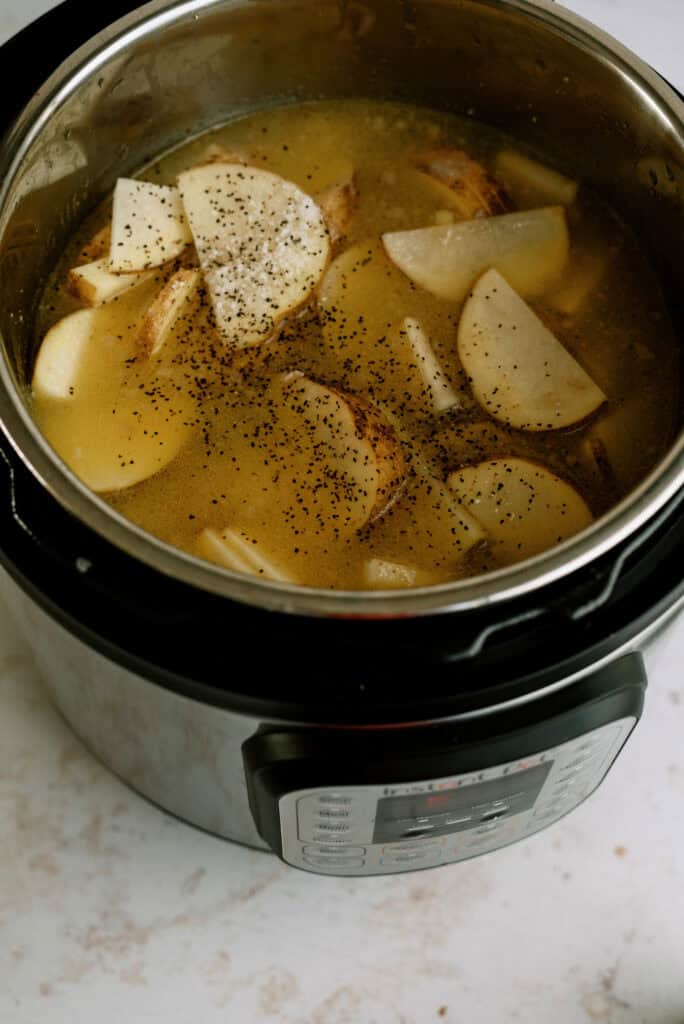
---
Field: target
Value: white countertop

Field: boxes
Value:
[1,2,684,1022]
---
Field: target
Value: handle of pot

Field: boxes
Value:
[568,488,684,620]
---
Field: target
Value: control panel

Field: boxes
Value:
[278,717,635,875]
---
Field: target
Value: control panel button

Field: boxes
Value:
[480,807,509,822]
[382,845,442,864]
[554,775,579,787]
[474,821,503,835]
[382,841,441,855]
[303,845,366,857]
[444,815,472,827]
[560,756,588,771]
[576,740,602,755]
[296,790,371,845]
[309,827,369,843]
[382,847,441,864]
[559,753,602,772]
[310,832,358,845]
[313,822,351,833]
[303,855,365,869]
[557,762,593,779]
[403,824,436,836]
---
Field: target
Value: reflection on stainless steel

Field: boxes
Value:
[0,0,682,617]
[0,565,674,848]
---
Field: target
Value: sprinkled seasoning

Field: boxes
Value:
[30,99,679,591]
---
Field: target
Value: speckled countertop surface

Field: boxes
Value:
[2,1,684,1022]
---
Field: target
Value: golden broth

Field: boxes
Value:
[33,100,679,589]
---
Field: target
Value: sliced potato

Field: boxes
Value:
[110,179,193,272]
[137,269,201,357]
[281,373,407,526]
[576,397,649,493]
[316,175,359,248]
[178,163,330,348]
[197,527,295,582]
[458,269,606,430]
[401,317,459,414]
[494,149,578,208]
[362,164,469,234]
[317,239,461,421]
[67,257,154,306]
[79,224,112,264]
[32,309,98,400]
[364,557,417,589]
[413,147,510,219]
[32,307,192,492]
[383,206,569,303]
[316,237,413,349]
[447,457,592,563]
[404,168,466,212]
[578,432,616,493]
[365,473,486,571]
[314,157,357,196]
[547,249,606,316]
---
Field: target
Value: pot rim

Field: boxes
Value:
[0,0,683,619]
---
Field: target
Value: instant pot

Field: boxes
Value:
[0,0,682,876]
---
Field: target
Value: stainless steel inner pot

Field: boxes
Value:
[0,0,682,617]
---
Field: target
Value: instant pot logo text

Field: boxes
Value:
[382,778,485,797]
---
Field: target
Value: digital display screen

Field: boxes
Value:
[373,763,551,844]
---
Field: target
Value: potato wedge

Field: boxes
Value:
[281,373,407,527]
[137,269,201,357]
[447,457,592,563]
[363,557,417,589]
[413,147,510,219]
[578,432,616,493]
[198,527,296,582]
[365,473,486,571]
[110,179,193,272]
[576,397,651,493]
[32,307,192,492]
[360,164,469,234]
[316,175,359,248]
[458,269,606,430]
[79,224,112,264]
[547,248,606,316]
[317,239,461,421]
[383,207,569,303]
[32,309,98,400]
[401,317,459,414]
[494,149,578,208]
[67,257,154,306]
[178,163,330,348]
